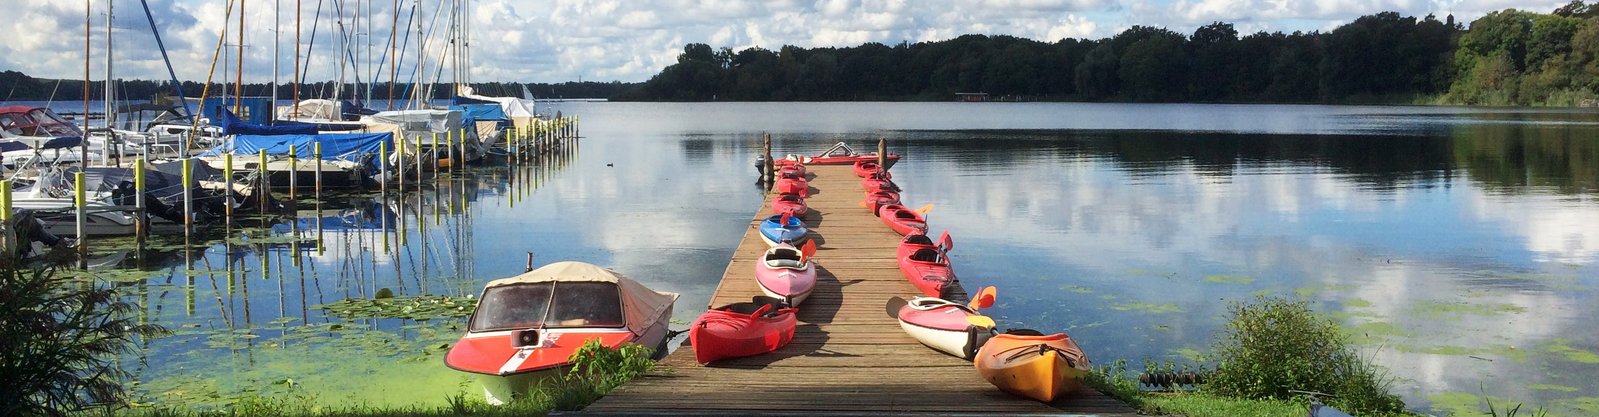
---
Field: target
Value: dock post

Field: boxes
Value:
[258,149,269,214]
[414,134,424,183]
[763,133,773,183]
[394,134,404,198]
[877,137,887,172]
[431,132,441,173]
[224,153,234,222]
[458,127,467,169]
[380,141,389,196]
[314,142,323,202]
[288,145,298,212]
[74,171,86,268]
[1,179,11,265]
[182,158,192,237]
[134,158,147,242]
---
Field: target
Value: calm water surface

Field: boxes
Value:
[64,102,1599,415]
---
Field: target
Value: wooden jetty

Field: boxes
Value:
[577,164,1135,416]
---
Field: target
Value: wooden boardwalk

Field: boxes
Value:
[575,165,1135,416]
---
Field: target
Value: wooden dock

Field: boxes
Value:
[575,165,1136,416]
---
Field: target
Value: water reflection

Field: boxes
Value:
[85,102,1599,415]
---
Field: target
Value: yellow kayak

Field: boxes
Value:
[973,330,1092,402]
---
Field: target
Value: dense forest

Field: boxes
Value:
[619,3,1599,106]
[0,70,634,104]
[4,3,1596,107]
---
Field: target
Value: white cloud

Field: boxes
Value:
[3,0,1559,84]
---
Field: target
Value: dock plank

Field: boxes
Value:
[572,165,1135,416]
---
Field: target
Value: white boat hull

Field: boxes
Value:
[898,319,972,359]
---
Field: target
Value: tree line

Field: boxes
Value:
[0,70,634,105]
[618,3,1599,106]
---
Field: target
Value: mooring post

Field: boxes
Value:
[877,137,887,172]
[224,153,234,222]
[380,141,389,197]
[134,158,147,242]
[763,132,774,183]
[182,158,192,237]
[314,142,323,202]
[458,127,468,169]
[288,145,298,212]
[75,171,87,268]
[525,251,535,272]
[1,179,12,263]
[432,132,441,173]
[258,149,269,214]
[394,134,404,198]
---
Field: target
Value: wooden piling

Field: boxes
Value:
[432,132,441,172]
[74,171,86,268]
[380,141,389,196]
[134,158,147,240]
[258,149,269,214]
[181,158,192,236]
[224,153,234,221]
[877,137,887,172]
[762,132,774,182]
[1,179,12,264]
[314,142,323,202]
[288,145,298,211]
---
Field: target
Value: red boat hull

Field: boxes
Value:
[864,191,900,214]
[776,154,900,166]
[691,307,798,364]
[772,194,808,217]
[877,204,928,235]
[899,249,956,297]
[775,178,810,196]
[446,331,636,376]
[853,160,882,177]
[897,232,952,260]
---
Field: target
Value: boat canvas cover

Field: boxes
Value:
[485,261,679,335]
[215,108,319,136]
[369,110,462,135]
[200,133,393,161]
[67,166,187,200]
[455,87,537,119]
[450,104,508,124]
[276,99,341,121]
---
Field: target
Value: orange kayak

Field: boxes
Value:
[973,331,1092,402]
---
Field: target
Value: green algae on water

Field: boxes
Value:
[1111,302,1181,314]
[1545,339,1599,364]
[1203,275,1254,284]
[1409,300,1527,319]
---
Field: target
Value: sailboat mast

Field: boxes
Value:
[83,0,91,166]
[235,0,245,114]
[105,0,114,130]
[293,0,301,115]
[412,0,422,109]
[386,0,397,110]
[272,0,280,122]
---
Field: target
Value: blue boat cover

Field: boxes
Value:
[200,133,393,161]
[450,104,508,123]
[215,108,320,136]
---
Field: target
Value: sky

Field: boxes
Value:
[0,0,1571,84]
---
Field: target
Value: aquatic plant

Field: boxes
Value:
[532,339,656,411]
[1206,295,1405,415]
[313,295,475,321]
[0,266,169,416]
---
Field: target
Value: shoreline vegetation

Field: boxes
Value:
[8,6,1596,108]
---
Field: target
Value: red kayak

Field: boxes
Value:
[775,177,810,197]
[899,247,956,297]
[853,160,883,177]
[864,190,900,214]
[777,165,806,180]
[772,193,808,217]
[898,231,952,260]
[878,204,928,236]
[690,298,798,364]
[862,173,898,192]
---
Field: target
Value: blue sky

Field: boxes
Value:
[0,0,1570,84]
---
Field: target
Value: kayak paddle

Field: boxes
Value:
[968,286,997,310]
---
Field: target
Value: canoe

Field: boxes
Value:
[772,193,808,217]
[888,296,995,360]
[973,330,1092,402]
[897,231,952,260]
[864,190,901,214]
[691,298,798,364]
[852,160,883,177]
[775,177,810,197]
[754,243,817,305]
[445,262,679,405]
[877,204,928,236]
[899,247,956,297]
[759,214,808,246]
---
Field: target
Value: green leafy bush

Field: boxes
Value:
[0,266,169,416]
[1206,296,1404,415]
[532,339,656,411]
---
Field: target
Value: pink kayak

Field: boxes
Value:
[887,295,996,360]
[754,242,817,306]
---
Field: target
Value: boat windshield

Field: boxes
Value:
[469,282,625,331]
[26,109,82,137]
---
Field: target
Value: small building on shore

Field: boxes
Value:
[955,92,989,102]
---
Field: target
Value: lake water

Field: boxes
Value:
[52,102,1599,415]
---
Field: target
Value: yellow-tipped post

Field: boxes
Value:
[134,158,147,239]
[74,171,86,266]
[380,141,389,194]
[288,145,298,209]
[314,142,323,200]
[258,149,269,213]
[224,153,234,220]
